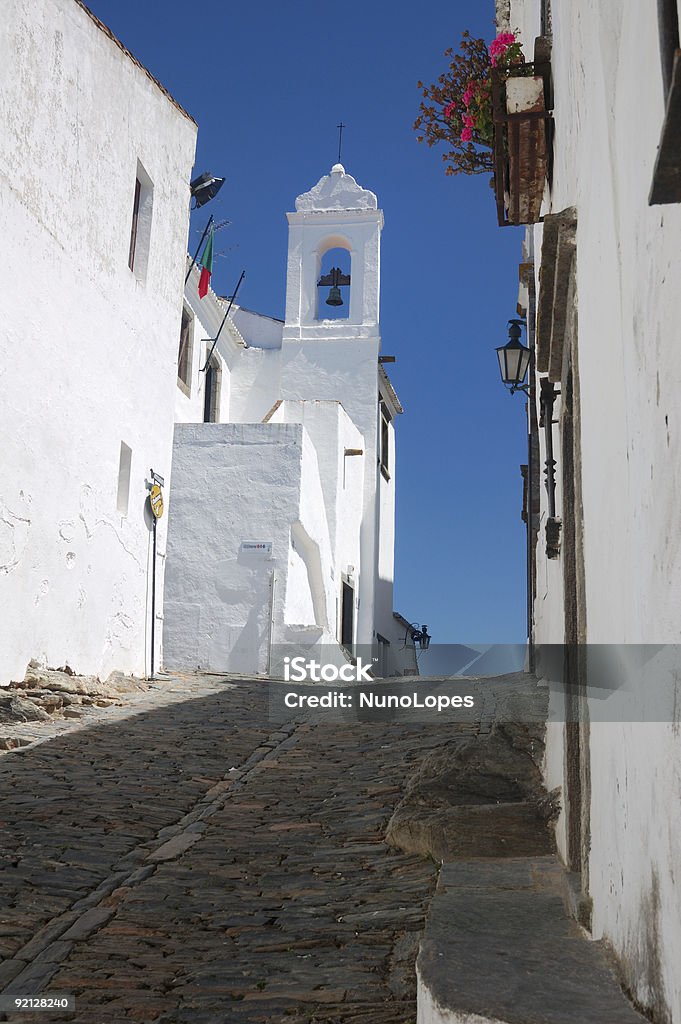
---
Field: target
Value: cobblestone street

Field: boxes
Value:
[0,676,475,1023]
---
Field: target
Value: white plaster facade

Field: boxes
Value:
[502,1,681,1018]
[0,0,197,685]
[164,165,409,676]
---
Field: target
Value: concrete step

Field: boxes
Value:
[417,856,647,1024]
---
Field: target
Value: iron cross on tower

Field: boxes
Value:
[336,122,346,164]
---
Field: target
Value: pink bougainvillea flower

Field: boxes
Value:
[461,127,473,142]
[462,83,475,105]
[443,102,456,118]
[463,113,475,127]
[489,32,516,58]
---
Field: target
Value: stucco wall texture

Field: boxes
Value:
[511,0,681,1018]
[0,0,197,684]
[163,421,349,675]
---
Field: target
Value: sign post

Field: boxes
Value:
[148,471,164,679]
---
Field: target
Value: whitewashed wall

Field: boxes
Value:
[0,0,197,684]
[163,421,341,674]
[232,306,284,350]
[268,399,365,640]
[512,0,681,1017]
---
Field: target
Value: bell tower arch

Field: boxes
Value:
[316,241,351,320]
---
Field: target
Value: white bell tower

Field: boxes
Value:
[283,163,383,341]
[280,164,387,649]
[280,164,384,431]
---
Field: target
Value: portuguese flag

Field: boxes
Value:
[198,228,214,298]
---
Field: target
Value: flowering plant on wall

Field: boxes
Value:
[414,30,526,176]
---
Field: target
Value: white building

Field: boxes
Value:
[0,0,197,685]
[163,164,412,676]
[499,0,681,1018]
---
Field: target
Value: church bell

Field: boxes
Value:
[318,265,351,309]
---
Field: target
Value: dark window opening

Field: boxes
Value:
[177,308,193,391]
[128,178,141,271]
[658,0,680,95]
[204,354,221,423]
[127,163,154,281]
[341,581,354,649]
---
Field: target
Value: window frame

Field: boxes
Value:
[379,400,391,481]
[203,350,222,423]
[177,306,194,396]
[127,161,154,282]
[116,441,132,517]
[128,178,141,272]
[649,0,681,204]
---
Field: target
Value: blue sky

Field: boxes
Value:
[88,0,528,645]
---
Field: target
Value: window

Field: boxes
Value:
[379,401,391,479]
[117,442,132,516]
[128,179,141,271]
[127,161,154,281]
[375,634,390,678]
[177,307,193,395]
[203,351,221,423]
[658,0,680,95]
[650,0,681,204]
[340,580,354,650]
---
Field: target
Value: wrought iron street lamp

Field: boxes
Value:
[190,171,225,209]
[496,319,531,393]
[411,624,431,651]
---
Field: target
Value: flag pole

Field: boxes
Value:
[201,270,246,372]
[185,215,214,284]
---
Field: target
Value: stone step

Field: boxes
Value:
[417,856,647,1024]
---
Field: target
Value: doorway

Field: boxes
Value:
[340,581,354,651]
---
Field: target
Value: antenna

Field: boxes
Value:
[209,218,231,234]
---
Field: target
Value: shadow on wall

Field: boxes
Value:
[289,520,327,630]
[210,557,274,675]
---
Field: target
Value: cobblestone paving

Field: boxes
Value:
[0,677,478,1023]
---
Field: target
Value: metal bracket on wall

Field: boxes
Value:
[546,515,563,559]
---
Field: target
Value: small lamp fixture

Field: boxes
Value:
[496,319,531,394]
[190,172,225,209]
[411,624,431,651]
